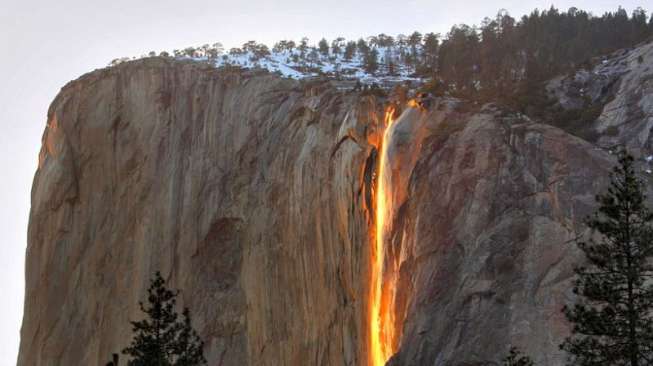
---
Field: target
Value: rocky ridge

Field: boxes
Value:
[549,41,653,157]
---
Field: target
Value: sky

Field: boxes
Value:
[0,0,649,364]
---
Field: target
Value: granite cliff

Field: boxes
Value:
[19,41,653,365]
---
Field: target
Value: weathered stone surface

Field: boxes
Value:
[20,58,379,366]
[549,41,653,157]
[387,104,612,366]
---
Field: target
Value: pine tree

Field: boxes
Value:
[363,48,379,74]
[331,37,345,57]
[503,347,534,366]
[561,150,653,366]
[298,37,309,59]
[120,272,207,366]
[343,41,357,61]
[318,38,330,57]
[421,32,440,74]
[356,38,369,57]
[407,31,422,68]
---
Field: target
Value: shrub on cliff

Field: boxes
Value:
[502,347,534,366]
[561,150,653,366]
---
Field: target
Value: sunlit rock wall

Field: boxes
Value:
[20,58,380,366]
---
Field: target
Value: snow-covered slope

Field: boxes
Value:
[112,45,425,87]
[210,48,421,85]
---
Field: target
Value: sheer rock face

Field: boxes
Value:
[387,105,613,366]
[593,42,653,155]
[20,58,378,366]
[19,54,645,366]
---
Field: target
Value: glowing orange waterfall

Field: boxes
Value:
[370,106,397,366]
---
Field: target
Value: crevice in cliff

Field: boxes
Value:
[331,134,361,159]
[361,149,378,213]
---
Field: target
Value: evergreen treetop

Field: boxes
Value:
[111,271,207,366]
[561,150,653,366]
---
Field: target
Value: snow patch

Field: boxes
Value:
[193,48,422,86]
